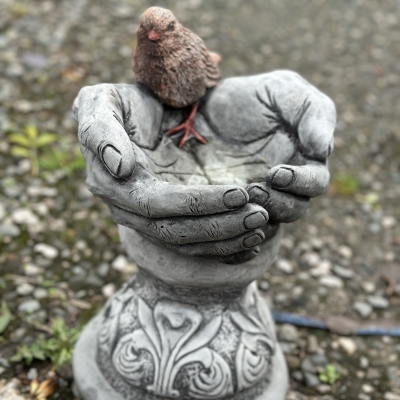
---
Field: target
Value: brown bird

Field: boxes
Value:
[133,7,221,147]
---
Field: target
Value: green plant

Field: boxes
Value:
[10,318,82,370]
[331,173,360,196]
[39,137,86,173]
[8,125,58,176]
[355,192,381,211]
[319,363,340,385]
[0,301,11,334]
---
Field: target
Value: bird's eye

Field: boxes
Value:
[167,22,175,31]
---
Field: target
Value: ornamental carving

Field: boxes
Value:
[97,288,276,398]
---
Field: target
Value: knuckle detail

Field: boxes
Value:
[185,193,205,215]
[148,222,174,242]
[204,221,223,240]
[214,245,231,255]
[130,188,152,217]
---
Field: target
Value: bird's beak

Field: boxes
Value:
[148,29,160,41]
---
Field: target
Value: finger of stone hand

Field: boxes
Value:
[260,70,336,161]
[108,203,268,244]
[247,182,310,223]
[218,248,261,265]
[88,165,250,218]
[73,84,135,179]
[166,229,265,256]
[267,162,330,198]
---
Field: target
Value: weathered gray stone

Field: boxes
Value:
[278,324,299,342]
[304,372,320,388]
[72,71,335,400]
[18,299,40,313]
[333,264,354,279]
[353,301,373,318]
[367,295,389,309]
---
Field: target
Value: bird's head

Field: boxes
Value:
[138,7,180,43]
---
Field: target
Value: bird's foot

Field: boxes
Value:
[166,103,207,148]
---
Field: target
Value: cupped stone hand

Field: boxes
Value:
[73,70,335,264]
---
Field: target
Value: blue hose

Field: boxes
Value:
[272,311,400,337]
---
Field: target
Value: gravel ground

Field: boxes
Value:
[1,0,400,399]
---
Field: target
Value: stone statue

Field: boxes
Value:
[72,70,336,400]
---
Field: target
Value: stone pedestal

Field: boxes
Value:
[73,226,288,400]
[72,70,335,400]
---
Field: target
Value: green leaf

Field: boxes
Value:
[10,146,30,158]
[8,133,30,147]
[55,347,71,369]
[25,124,38,140]
[0,301,11,334]
[37,133,58,147]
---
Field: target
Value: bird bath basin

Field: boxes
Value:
[72,71,335,400]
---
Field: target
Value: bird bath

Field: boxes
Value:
[72,71,335,400]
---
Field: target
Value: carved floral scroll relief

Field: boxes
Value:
[97,284,276,399]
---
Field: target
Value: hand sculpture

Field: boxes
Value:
[73,70,336,264]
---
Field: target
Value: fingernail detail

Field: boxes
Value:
[223,189,247,209]
[243,234,263,248]
[102,145,122,177]
[271,168,294,188]
[244,212,268,230]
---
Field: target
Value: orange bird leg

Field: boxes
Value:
[166,103,207,148]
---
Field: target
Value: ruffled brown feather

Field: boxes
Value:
[133,8,221,109]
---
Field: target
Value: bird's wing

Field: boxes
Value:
[190,32,221,88]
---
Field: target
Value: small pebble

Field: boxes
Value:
[316,384,331,394]
[34,288,48,299]
[307,335,321,354]
[0,204,6,221]
[360,356,369,369]
[353,301,373,318]
[276,258,294,274]
[319,275,344,288]
[285,355,300,370]
[12,208,39,226]
[10,328,27,344]
[97,262,110,277]
[278,324,298,342]
[338,337,357,355]
[291,371,303,382]
[112,255,129,271]
[258,280,270,291]
[16,283,34,296]
[362,384,374,394]
[304,371,320,388]
[0,222,20,237]
[301,252,320,268]
[333,264,354,279]
[367,295,389,309]
[27,368,38,380]
[337,245,353,259]
[18,299,41,313]
[0,358,10,368]
[24,263,44,276]
[310,260,332,277]
[362,282,376,294]
[381,216,396,229]
[34,243,59,259]
[384,393,400,400]
[102,283,116,298]
[310,354,328,367]
[301,358,316,374]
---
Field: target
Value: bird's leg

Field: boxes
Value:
[166,103,207,148]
